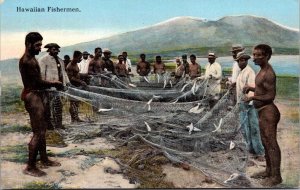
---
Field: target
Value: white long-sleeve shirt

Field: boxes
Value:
[236,65,255,104]
[203,62,222,96]
[78,58,90,74]
[38,54,70,86]
[124,58,132,70]
[231,61,241,83]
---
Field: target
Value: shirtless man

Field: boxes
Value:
[19,32,62,177]
[137,54,151,76]
[115,54,129,83]
[189,54,201,80]
[243,44,282,186]
[88,47,103,75]
[66,51,87,122]
[153,55,166,83]
[182,54,190,77]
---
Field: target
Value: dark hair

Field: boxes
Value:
[64,55,70,59]
[73,51,82,59]
[122,51,127,54]
[156,55,161,59]
[190,54,196,59]
[25,32,43,46]
[140,53,145,57]
[254,44,272,60]
[95,47,102,53]
[118,54,123,58]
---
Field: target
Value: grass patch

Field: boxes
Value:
[0,124,31,134]
[276,76,299,99]
[1,85,25,113]
[46,130,67,147]
[114,143,174,188]
[0,144,28,163]
[22,181,61,189]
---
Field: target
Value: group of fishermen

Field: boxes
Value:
[19,32,282,186]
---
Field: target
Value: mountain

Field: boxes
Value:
[59,15,299,56]
[0,15,299,80]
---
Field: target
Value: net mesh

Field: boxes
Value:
[51,74,253,187]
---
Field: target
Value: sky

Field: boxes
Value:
[0,0,299,60]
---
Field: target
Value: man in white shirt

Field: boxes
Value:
[122,51,132,73]
[227,44,245,104]
[38,43,70,129]
[78,51,90,74]
[235,51,265,161]
[197,52,222,108]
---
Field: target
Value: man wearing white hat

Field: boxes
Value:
[38,43,70,129]
[235,51,265,161]
[230,44,245,84]
[198,52,222,107]
[227,44,245,104]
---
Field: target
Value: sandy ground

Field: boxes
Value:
[0,98,299,188]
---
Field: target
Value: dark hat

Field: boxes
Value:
[182,54,187,58]
[235,51,251,61]
[44,43,60,49]
[230,44,245,52]
[208,52,217,58]
[82,51,90,55]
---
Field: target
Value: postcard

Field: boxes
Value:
[0,0,299,189]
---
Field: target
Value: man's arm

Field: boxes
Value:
[146,62,151,75]
[136,63,141,74]
[67,67,86,86]
[38,57,47,80]
[211,64,222,80]
[22,60,62,89]
[88,60,95,75]
[247,73,276,102]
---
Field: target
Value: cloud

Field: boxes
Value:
[0,29,120,60]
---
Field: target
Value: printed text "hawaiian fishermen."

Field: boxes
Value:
[16,7,81,12]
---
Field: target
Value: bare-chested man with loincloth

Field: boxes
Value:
[19,32,62,177]
[243,44,282,186]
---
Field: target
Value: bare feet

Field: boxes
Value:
[255,155,265,162]
[250,170,270,179]
[42,159,61,167]
[261,176,282,186]
[23,166,47,177]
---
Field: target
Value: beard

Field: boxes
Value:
[29,45,40,55]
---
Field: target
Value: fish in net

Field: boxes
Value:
[53,75,253,188]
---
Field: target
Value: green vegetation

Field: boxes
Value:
[22,181,61,189]
[46,130,67,147]
[276,76,299,99]
[0,124,31,134]
[1,85,24,113]
[0,145,28,163]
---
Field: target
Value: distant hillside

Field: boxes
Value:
[58,15,299,57]
[0,15,299,81]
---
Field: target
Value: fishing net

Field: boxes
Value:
[50,73,252,188]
